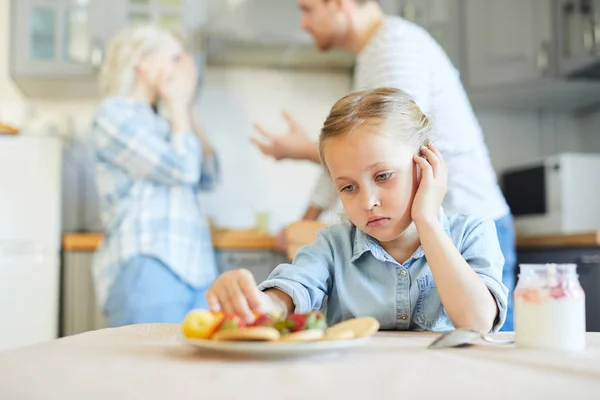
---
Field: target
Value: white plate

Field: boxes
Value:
[182,335,371,357]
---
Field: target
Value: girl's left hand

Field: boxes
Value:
[411,143,447,226]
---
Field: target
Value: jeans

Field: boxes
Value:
[494,213,516,331]
[105,255,211,327]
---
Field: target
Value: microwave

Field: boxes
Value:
[501,153,600,235]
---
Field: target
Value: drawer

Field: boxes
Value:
[215,250,288,283]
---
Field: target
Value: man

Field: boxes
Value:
[251,0,516,331]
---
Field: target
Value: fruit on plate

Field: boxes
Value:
[182,310,225,339]
[275,311,326,334]
[250,312,281,328]
[216,314,247,331]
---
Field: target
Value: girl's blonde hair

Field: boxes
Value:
[99,24,180,97]
[318,87,433,171]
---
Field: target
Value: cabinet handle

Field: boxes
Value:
[595,15,600,53]
[537,41,550,72]
[584,20,595,52]
[579,254,600,264]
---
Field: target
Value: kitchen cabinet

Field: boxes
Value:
[216,250,287,284]
[398,0,462,69]
[461,0,600,111]
[517,247,600,332]
[10,0,109,96]
[61,250,108,336]
[556,0,600,77]
[463,0,553,88]
[10,0,205,97]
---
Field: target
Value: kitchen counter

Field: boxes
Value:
[0,324,599,399]
[63,230,276,252]
[65,230,600,252]
[516,231,600,249]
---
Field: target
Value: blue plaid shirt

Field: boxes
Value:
[91,97,219,309]
[258,210,508,332]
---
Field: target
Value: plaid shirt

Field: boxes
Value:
[91,97,219,309]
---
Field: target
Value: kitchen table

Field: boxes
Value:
[0,324,598,399]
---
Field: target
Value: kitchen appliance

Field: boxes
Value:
[501,153,600,235]
[0,135,62,351]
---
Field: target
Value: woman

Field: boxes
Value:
[91,25,220,326]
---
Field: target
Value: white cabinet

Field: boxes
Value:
[399,0,462,68]
[10,0,205,97]
[463,0,553,88]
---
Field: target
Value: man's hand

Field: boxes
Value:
[252,112,320,163]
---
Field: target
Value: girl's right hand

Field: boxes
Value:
[205,269,283,322]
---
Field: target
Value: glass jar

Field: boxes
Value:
[514,264,586,351]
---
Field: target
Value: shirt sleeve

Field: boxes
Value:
[307,170,338,211]
[92,103,203,186]
[257,230,334,312]
[460,218,509,333]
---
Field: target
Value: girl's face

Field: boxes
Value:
[323,123,419,243]
[136,34,184,100]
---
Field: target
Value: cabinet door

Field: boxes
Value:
[556,0,600,76]
[215,250,287,283]
[11,0,106,76]
[463,0,553,88]
[399,0,462,69]
[517,247,600,332]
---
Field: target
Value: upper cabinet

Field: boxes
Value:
[10,0,108,96]
[9,0,204,97]
[461,0,600,111]
[463,0,553,88]
[556,0,600,77]
[398,0,462,69]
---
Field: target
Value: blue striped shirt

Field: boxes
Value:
[91,97,219,309]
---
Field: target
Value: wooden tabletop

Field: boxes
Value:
[63,230,276,252]
[0,324,598,399]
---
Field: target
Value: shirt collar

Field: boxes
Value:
[351,208,452,264]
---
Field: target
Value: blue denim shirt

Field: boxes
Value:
[257,210,508,332]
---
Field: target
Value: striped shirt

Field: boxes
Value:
[309,16,509,221]
[91,97,220,309]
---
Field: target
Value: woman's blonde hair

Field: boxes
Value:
[99,24,180,97]
[318,87,433,172]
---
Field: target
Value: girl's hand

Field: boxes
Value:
[158,53,198,110]
[411,143,447,226]
[205,269,284,322]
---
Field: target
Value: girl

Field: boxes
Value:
[91,25,220,326]
[207,88,508,332]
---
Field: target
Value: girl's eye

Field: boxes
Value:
[375,172,392,182]
[340,185,355,193]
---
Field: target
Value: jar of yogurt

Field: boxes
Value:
[514,264,586,351]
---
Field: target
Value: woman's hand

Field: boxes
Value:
[205,269,286,322]
[159,53,198,110]
[411,143,447,226]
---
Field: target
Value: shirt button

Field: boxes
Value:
[400,270,407,277]
[400,314,408,320]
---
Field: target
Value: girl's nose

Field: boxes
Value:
[360,187,381,211]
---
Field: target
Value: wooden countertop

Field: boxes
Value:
[64,230,600,252]
[516,231,600,249]
[63,229,276,252]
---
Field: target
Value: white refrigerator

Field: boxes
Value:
[0,135,62,351]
